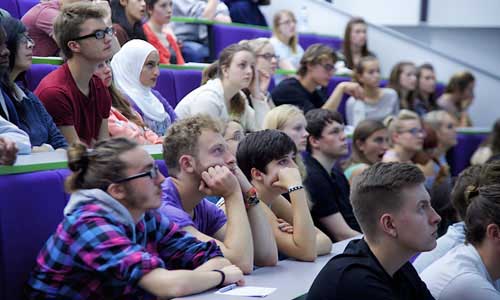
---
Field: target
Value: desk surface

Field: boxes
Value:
[174,239,353,300]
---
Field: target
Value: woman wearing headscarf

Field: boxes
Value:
[110,39,176,136]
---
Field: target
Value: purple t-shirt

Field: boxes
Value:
[160,177,227,236]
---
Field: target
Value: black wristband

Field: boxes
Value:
[212,269,225,288]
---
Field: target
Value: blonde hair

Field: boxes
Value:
[272,10,298,53]
[263,104,304,130]
[385,109,420,136]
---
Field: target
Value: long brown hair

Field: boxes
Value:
[388,61,417,111]
[272,10,299,53]
[342,17,371,69]
[350,119,386,165]
[109,82,146,128]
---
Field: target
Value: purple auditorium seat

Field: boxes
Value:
[171,69,203,105]
[299,33,343,51]
[154,68,177,108]
[2,0,20,18]
[447,132,488,176]
[0,169,69,300]
[211,23,271,59]
[17,0,39,16]
[25,63,59,92]
[326,76,352,120]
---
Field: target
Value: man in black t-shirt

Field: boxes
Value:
[303,109,361,242]
[307,162,441,300]
[270,44,363,113]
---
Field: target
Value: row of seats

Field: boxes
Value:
[0,160,169,300]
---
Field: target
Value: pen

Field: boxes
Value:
[217,283,238,293]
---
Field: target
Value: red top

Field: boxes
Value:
[35,63,112,146]
[143,23,185,65]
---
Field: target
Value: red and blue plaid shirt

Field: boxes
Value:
[26,202,222,299]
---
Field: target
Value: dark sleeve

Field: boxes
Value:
[37,87,75,126]
[113,24,129,46]
[303,167,340,218]
[30,92,68,149]
[154,212,223,270]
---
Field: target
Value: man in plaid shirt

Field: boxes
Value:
[26,138,244,299]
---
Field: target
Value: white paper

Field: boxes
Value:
[215,286,276,297]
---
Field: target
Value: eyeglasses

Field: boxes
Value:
[73,27,115,41]
[399,128,426,137]
[320,63,335,73]
[279,19,296,26]
[113,163,160,183]
[257,53,279,62]
[20,34,35,47]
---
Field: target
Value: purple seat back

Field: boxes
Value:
[326,76,352,120]
[154,68,177,109]
[211,24,271,58]
[25,63,59,92]
[2,0,20,18]
[171,69,202,105]
[0,169,69,300]
[17,0,40,16]
[299,34,343,51]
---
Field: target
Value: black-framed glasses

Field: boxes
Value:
[257,53,279,62]
[113,163,160,183]
[399,128,426,137]
[73,27,115,41]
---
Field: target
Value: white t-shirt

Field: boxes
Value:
[421,243,500,300]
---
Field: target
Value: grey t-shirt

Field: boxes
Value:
[345,88,399,126]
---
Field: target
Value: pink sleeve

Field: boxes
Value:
[35,7,59,37]
[108,109,148,144]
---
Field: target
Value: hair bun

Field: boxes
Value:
[464,184,480,205]
[67,143,91,173]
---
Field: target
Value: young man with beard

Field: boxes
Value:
[303,108,362,242]
[308,162,441,300]
[161,115,278,273]
[35,2,113,146]
[26,138,244,299]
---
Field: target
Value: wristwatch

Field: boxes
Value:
[244,187,260,209]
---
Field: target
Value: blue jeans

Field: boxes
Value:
[181,41,210,63]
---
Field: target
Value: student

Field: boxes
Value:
[172,0,231,62]
[471,119,500,165]
[111,39,176,136]
[94,60,163,144]
[225,0,268,27]
[35,2,113,146]
[303,109,362,242]
[413,164,482,273]
[415,63,438,115]
[237,129,332,261]
[270,10,304,83]
[21,0,78,56]
[223,119,245,156]
[0,115,31,164]
[382,110,424,163]
[110,0,147,46]
[345,56,399,126]
[161,115,278,273]
[308,162,441,300]
[143,0,185,64]
[270,43,363,113]
[437,71,475,127]
[263,105,308,152]
[344,119,388,184]
[421,184,500,300]
[341,17,374,70]
[388,61,418,112]
[420,110,457,187]
[26,138,244,299]
[1,17,67,152]
[176,43,270,132]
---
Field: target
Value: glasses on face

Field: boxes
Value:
[20,34,35,47]
[257,53,279,62]
[113,163,160,183]
[279,19,296,26]
[399,128,426,137]
[320,63,335,73]
[73,27,115,41]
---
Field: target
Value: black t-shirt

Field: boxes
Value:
[307,239,435,300]
[270,77,327,112]
[303,154,360,241]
